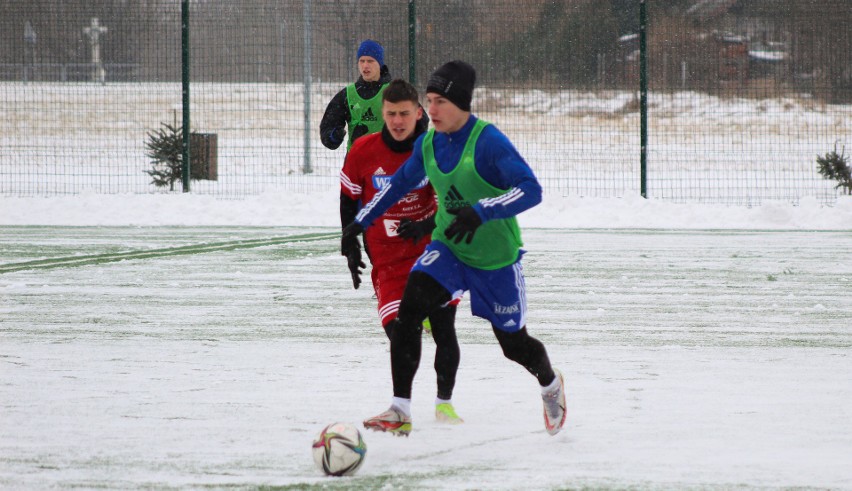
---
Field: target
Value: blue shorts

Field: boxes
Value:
[411,240,527,332]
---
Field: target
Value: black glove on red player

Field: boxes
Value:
[341,222,366,289]
[397,215,436,244]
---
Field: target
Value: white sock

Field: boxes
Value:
[435,397,452,406]
[392,397,412,417]
[541,375,560,395]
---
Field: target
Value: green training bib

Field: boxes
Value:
[345,83,388,150]
[423,119,523,270]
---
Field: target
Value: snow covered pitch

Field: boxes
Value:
[1,225,850,489]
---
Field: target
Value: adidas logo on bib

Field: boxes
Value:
[444,185,469,209]
[362,108,378,122]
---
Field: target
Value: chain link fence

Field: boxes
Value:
[1,0,850,204]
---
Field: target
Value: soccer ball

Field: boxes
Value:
[311,422,367,477]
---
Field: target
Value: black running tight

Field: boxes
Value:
[388,271,453,399]
[492,326,556,387]
[387,270,555,397]
[427,304,460,400]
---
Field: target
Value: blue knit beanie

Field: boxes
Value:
[356,39,384,67]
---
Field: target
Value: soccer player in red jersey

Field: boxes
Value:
[340,79,463,430]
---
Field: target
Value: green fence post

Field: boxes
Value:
[303,0,312,174]
[408,0,416,85]
[639,0,647,199]
[181,0,191,192]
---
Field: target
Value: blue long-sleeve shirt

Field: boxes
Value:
[355,115,542,228]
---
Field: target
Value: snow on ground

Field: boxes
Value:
[1,196,851,489]
[2,190,852,229]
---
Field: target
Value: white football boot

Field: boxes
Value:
[542,369,566,435]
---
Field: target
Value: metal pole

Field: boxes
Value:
[24,21,37,84]
[181,0,191,192]
[408,0,416,85]
[279,22,286,83]
[639,0,648,199]
[303,0,312,174]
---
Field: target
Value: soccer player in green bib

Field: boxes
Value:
[343,60,566,437]
[320,39,391,152]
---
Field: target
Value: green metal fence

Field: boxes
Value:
[1,0,850,205]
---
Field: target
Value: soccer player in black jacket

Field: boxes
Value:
[319,39,392,152]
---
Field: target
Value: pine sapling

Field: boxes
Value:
[145,123,184,191]
[816,144,851,195]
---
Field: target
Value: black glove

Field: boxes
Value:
[351,124,369,142]
[341,222,366,289]
[444,206,483,245]
[345,246,365,289]
[341,222,364,252]
[329,127,346,145]
[397,215,436,244]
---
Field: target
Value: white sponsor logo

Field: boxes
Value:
[372,175,392,189]
[384,219,401,237]
[399,192,419,204]
[494,302,520,314]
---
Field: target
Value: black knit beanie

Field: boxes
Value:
[426,60,476,111]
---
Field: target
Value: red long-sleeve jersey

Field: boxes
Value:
[340,132,436,270]
[340,130,437,325]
